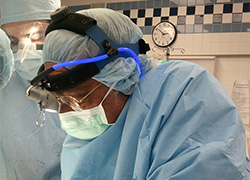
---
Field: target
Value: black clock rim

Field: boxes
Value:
[152,21,177,47]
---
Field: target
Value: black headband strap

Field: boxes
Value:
[34,6,150,91]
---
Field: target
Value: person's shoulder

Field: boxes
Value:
[144,60,208,82]
[137,60,213,98]
[159,60,206,74]
[137,60,190,89]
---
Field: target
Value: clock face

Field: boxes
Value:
[152,21,177,47]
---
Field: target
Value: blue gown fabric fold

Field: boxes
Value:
[61,60,250,180]
[0,72,66,180]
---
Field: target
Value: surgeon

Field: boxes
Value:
[0,29,13,90]
[0,0,66,179]
[30,7,250,179]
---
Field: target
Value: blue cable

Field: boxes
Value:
[52,47,141,77]
[52,54,109,69]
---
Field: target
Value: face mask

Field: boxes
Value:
[14,49,43,81]
[59,82,117,140]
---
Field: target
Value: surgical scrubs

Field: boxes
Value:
[61,60,250,179]
[0,72,66,180]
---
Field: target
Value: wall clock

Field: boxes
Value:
[152,21,177,47]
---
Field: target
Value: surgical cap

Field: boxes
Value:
[43,8,156,95]
[0,28,14,89]
[0,0,61,25]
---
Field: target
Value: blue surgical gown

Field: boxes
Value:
[0,72,66,180]
[61,60,250,179]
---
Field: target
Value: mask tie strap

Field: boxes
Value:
[100,81,117,105]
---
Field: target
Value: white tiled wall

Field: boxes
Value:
[144,32,250,95]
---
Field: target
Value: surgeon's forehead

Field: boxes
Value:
[1,20,50,37]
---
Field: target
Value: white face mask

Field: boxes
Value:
[59,82,117,140]
[14,49,43,81]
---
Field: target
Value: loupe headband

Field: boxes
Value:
[30,6,149,91]
[31,47,141,91]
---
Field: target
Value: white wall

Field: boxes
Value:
[143,33,250,95]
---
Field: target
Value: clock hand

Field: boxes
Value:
[158,28,166,35]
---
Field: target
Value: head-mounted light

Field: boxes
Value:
[25,84,59,112]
